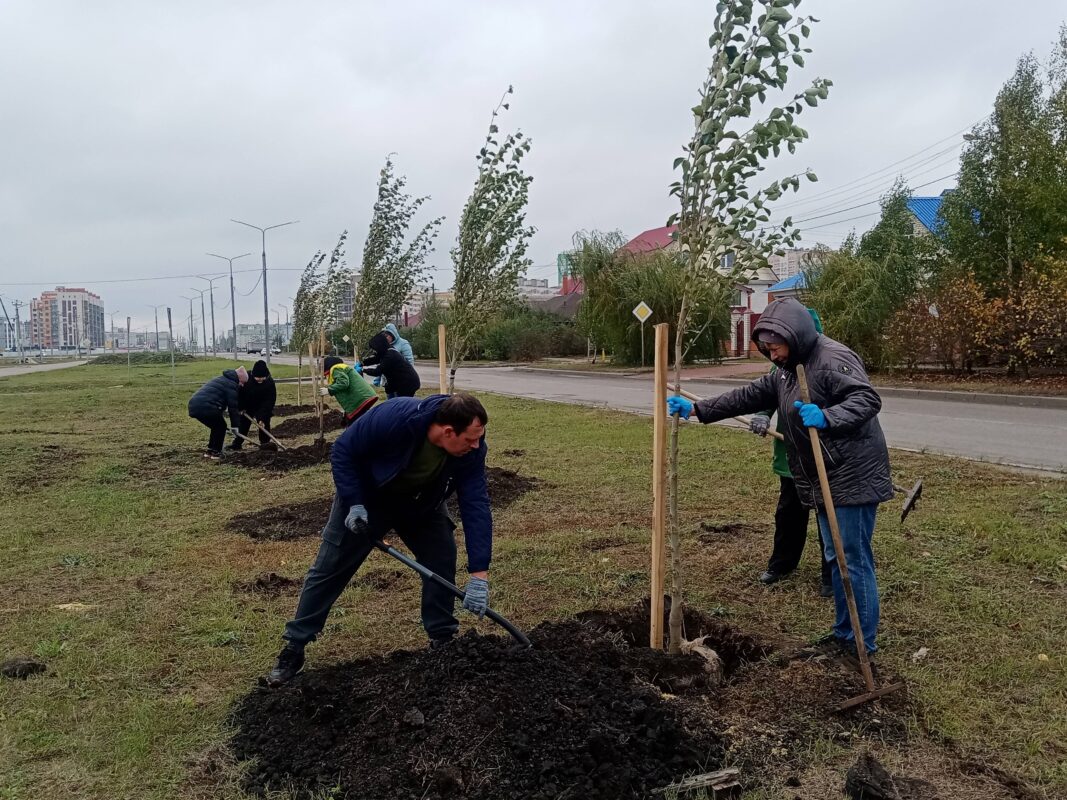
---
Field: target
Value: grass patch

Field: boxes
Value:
[0,359,1064,798]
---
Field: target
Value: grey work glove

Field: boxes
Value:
[344,504,369,535]
[748,415,771,437]
[230,426,241,438]
[461,577,490,619]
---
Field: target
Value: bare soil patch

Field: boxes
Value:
[485,466,539,508]
[273,404,315,416]
[225,441,331,472]
[226,497,332,541]
[233,573,304,597]
[271,410,344,438]
[12,444,84,487]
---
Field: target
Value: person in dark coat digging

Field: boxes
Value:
[361,330,420,398]
[665,297,893,657]
[231,360,277,451]
[267,392,493,687]
[187,366,247,459]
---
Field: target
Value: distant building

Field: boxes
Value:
[767,248,817,280]
[30,287,104,350]
[516,277,558,301]
[905,192,949,236]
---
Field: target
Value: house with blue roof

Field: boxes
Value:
[906,190,952,236]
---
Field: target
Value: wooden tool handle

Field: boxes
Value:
[796,364,876,692]
[669,383,785,442]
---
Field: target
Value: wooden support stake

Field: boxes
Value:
[438,324,448,394]
[650,323,669,650]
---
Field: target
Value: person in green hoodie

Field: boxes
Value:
[320,355,378,426]
[749,306,832,596]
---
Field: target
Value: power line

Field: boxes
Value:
[789,172,957,226]
[0,266,304,287]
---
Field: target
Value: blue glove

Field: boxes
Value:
[794,401,827,429]
[344,504,369,534]
[354,361,363,375]
[373,376,382,387]
[666,395,693,419]
[461,576,489,619]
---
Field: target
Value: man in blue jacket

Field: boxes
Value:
[267,393,493,686]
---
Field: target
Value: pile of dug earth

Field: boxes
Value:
[232,606,786,800]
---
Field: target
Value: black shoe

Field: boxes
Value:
[759,570,790,585]
[428,636,454,651]
[225,443,242,452]
[266,645,305,687]
[204,450,222,460]
[820,582,834,598]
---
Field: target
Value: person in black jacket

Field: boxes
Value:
[231,360,277,451]
[665,298,892,657]
[361,331,420,398]
[188,367,247,458]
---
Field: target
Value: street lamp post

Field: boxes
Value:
[108,310,122,354]
[147,305,165,351]
[277,303,289,349]
[189,288,209,357]
[231,218,299,367]
[197,275,224,358]
[207,252,251,361]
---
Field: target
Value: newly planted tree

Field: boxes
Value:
[291,251,327,404]
[349,156,443,348]
[446,88,535,392]
[665,0,829,652]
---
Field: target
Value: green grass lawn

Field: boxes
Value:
[0,359,1064,799]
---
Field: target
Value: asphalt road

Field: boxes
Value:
[0,359,87,377]
[413,364,1067,475]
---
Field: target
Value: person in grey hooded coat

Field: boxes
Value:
[665,297,892,656]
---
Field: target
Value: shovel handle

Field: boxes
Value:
[797,365,876,692]
[241,411,288,451]
[370,540,532,648]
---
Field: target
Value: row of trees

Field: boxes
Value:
[805,26,1067,376]
[292,87,534,383]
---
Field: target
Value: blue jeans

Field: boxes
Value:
[816,503,879,653]
[283,494,460,647]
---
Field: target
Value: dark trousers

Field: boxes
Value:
[235,413,271,446]
[283,495,459,647]
[769,476,832,585]
[191,412,228,453]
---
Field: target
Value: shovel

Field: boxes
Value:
[796,365,903,711]
[370,539,532,648]
[671,384,923,523]
[241,411,288,451]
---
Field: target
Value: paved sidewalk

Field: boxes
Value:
[0,360,87,377]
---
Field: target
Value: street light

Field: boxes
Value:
[108,310,122,354]
[207,252,251,361]
[179,296,196,352]
[231,218,299,367]
[277,303,289,349]
[189,288,208,357]
[197,275,225,358]
[147,305,165,351]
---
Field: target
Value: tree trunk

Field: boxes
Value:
[668,298,688,655]
[296,352,302,405]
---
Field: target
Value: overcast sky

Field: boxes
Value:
[1,1,1063,333]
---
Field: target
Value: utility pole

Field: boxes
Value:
[207,252,251,361]
[231,218,299,367]
[108,310,122,355]
[190,288,208,357]
[180,296,196,353]
[197,275,224,358]
[167,307,176,384]
[147,305,164,351]
[126,315,131,377]
[277,304,289,349]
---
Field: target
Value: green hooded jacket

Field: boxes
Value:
[326,362,377,415]
[756,307,823,478]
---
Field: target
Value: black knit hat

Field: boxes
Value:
[323,355,343,374]
[251,360,270,378]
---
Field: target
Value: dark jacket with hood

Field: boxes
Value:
[239,362,277,419]
[694,298,893,509]
[362,331,421,397]
[330,395,492,572]
[188,370,242,426]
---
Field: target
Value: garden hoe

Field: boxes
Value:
[671,384,924,523]
[241,411,288,451]
[797,365,903,712]
[370,539,532,648]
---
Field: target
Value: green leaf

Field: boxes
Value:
[760,20,779,37]
[768,7,792,23]
[744,57,760,75]
[801,24,810,37]
[788,33,800,48]
[792,53,805,67]
[673,157,686,170]
[806,171,818,182]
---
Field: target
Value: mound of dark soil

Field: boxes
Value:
[273,403,315,417]
[226,497,332,541]
[697,521,769,542]
[485,466,539,508]
[354,567,409,590]
[1,658,47,679]
[271,410,344,438]
[234,573,304,597]
[232,611,732,799]
[226,441,331,472]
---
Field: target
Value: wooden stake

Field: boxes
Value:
[650,323,669,650]
[438,324,447,394]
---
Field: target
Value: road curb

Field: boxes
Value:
[508,366,1067,410]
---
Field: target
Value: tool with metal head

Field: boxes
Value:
[796,364,903,711]
[241,411,288,451]
[370,539,532,648]
[672,383,923,523]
